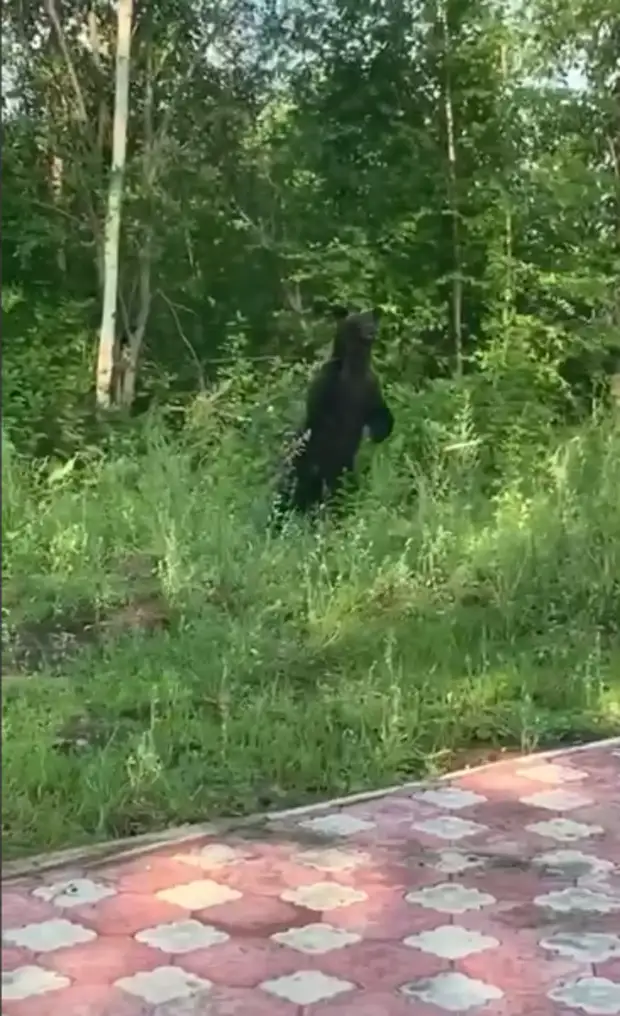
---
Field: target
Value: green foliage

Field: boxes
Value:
[2,376,619,858]
[2,288,95,457]
[2,0,620,857]
[3,0,618,421]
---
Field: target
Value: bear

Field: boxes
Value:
[273,305,394,521]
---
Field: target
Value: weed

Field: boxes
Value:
[2,383,620,858]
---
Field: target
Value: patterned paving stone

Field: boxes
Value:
[3,919,97,952]
[532,848,615,880]
[2,984,148,1016]
[32,879,117,909]
[516,762,589,784]
[115,966,211,1005]
[535,885,620,914]
[2,948,33,973]
[323,887,446,940]
[135,918,229,953]
[457,929,585,996]
[156,879,242,910]
[2,893,56,928]
[154,985,298,1015]
[413,786,488,810]
[526,817,606,841]
[43,935,163,983]
[411,814,489,840]
[70,892,188,937]
[600,959,620,982]
[298,814,377,837]
[430,848,487,874]
[2,738,619,1015]
[405,882,497,914]
[401,970,504,1011]
[520,788,594,811]
[194,890,311,934]
[292,847,372,872]
[404,923,500,959]
[316,937,445,991]
[540,932,620,963]
[271,922,361,954]
[3,966,70,1002]
[177,935,306,988]
[280,881,368,911]
[173,844,247,869]
[261,969,356,1005]
[548,975,620,1014]
[101,857,207,896]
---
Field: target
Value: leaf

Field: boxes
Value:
[48,457,78,486]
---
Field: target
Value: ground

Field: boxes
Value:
[3,741,620,1015]
[3,418,620,860]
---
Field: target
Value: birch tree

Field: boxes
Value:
[96,0,133,411]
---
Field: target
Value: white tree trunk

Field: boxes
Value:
[439,0,463,378]
[95,0,134,411]
[50,154,67,273]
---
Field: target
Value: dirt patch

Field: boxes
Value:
[446,745,523,771]
[445,735,599,773]
[2,595,172,679]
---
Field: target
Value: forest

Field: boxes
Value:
[2,0,620,859]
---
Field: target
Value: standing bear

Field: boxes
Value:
[274,305,394,519]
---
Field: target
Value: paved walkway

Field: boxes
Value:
[3,740,620,1015]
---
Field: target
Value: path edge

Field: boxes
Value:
[4,735,619,884]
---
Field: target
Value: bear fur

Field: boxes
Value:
[274,305,394,519]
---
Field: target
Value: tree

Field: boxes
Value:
[96,0,134,411]
[3,0,619,450]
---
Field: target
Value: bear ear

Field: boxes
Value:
[331,303,350,321]
[356,309,380,340]
[371,307,382,324]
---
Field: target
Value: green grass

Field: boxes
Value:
[3,384,620,860]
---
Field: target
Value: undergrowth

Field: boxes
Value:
[2,375,620,859]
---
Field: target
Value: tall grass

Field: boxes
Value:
[3,379,620,858]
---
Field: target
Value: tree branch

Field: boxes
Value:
[43,0,90,125]
[156,289,206,390]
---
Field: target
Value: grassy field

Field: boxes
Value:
[3,381,620,860]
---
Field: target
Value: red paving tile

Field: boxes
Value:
[73,893,188,937]
[600,959,620,980]
[2,739,620,1014]
[177,936,307,987]
[307,990,424,1015]
[103,857,208,896]
[316,938,445,991]
[43,937,163,983]
[2,946,34,972]
[4,984,150,1016]
[195,891,312,934]
[2,892,56,927]
[320,887,444,940]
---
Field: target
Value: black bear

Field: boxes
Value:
[274,305,394,520]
